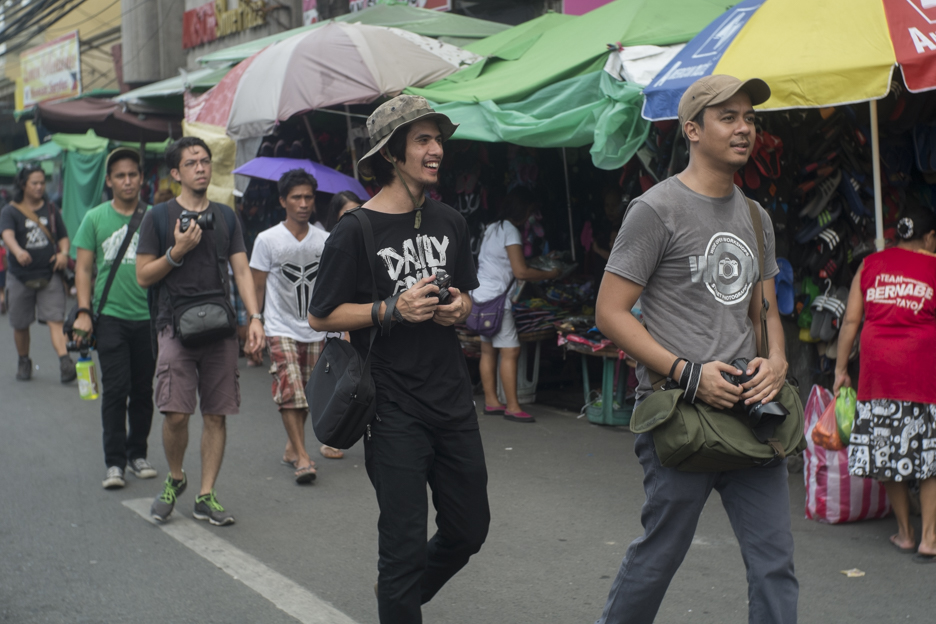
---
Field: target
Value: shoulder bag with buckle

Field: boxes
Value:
[629,196,806,472]
[466,278,515,337]
[306,208,379,450]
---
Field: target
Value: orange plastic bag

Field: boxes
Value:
[811,396,844,451]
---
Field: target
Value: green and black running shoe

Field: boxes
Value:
[150,472,187,522]
[193,490,235,526]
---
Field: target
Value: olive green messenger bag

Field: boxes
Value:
[629,198,807,472]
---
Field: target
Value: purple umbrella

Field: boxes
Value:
[233,157,370,199]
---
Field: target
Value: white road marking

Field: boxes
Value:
[122,498,360,624]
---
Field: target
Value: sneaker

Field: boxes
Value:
[151,472,187,522]
[127,458,158,479]
[16,356,31,381]
[193,490,235,526]
[102,466,126,489]
[60,355,76,384]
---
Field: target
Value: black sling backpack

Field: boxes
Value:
[306,208,378,449]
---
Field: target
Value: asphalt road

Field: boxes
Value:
[0,322,933,623]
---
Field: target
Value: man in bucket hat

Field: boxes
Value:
[594,75,798,623]
[309,95,488,623]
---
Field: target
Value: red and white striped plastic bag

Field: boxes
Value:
[803,385,891,523]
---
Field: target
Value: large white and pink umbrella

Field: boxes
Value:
[187,21,480,141]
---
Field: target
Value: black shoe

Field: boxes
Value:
[60,355,76,384]
[16,356,31,381]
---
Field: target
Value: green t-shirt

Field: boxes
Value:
[73,201,152,321]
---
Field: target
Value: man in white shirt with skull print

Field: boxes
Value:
[250,169,335,484]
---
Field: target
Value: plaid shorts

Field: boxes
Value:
[267,336,322,410]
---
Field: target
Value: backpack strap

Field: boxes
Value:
[744,196,770,359]
[347,207,379,355]
[211,203,233,295]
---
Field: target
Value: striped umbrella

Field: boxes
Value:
[188,21,480,142]
[642,0,936,249]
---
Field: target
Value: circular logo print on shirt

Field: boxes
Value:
[689,232,756,306]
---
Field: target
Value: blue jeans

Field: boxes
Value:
[596,433,798,624]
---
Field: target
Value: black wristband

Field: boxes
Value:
[371,301,381,328]
[678,361,702,404]
[76,307,94,319]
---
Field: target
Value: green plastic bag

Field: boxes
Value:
[836,387,857,445]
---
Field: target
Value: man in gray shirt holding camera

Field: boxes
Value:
[594,75,796,623]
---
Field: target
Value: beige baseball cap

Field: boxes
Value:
[358,95,458,166]
[677,75,771,135]
[105,146,142,174]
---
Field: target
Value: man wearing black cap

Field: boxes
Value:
[594,75,797,623]
[309,95,489,623]
[73,148,157,490]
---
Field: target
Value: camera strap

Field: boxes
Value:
[96,200,147,321]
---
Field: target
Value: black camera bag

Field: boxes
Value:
[149,201,238,348]
[306,208,378,449]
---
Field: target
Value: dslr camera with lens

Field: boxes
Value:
[720,357,789,431]
[179,209,214,233]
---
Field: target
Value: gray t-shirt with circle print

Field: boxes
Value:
[604,176,779,400]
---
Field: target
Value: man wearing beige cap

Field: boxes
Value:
[309,95,488,623]
[594,75,797,623]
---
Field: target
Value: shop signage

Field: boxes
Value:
[183,0,267,49]
[562,0,613,15]
[20,31,81,108]
[350,0,450,11]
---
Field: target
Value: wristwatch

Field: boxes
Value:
[250,313,263,323]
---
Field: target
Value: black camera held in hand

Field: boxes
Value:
[430,269,453,305]
[66,332,95,358]
[179,209,214,233]
[721,358,789,432]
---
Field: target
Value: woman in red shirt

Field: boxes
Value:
[835,203,936,563]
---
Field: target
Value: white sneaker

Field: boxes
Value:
[103,466,126,489]
[127,458,158,479]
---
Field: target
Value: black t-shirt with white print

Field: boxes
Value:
[308,198,480,430]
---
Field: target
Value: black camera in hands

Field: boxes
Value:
[179,210,214,233]
[430,269,453,304]
[720,358,789,429]
[66,334,95,358]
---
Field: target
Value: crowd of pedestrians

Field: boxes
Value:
[4,76,936,624]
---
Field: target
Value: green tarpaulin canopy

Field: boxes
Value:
[115,65,234,110]
[409,0,737,169]
[197,1,510,66]
[0,142,62,177]
[409,0,734,104]
[433,70,647,170]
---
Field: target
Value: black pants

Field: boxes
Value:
[96,315,156,469]
[365,402,490,624]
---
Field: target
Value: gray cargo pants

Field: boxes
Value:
[596,433,798,624]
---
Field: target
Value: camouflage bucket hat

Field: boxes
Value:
[358,95,458,166]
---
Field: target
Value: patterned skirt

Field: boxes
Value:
[848,400,936,481]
